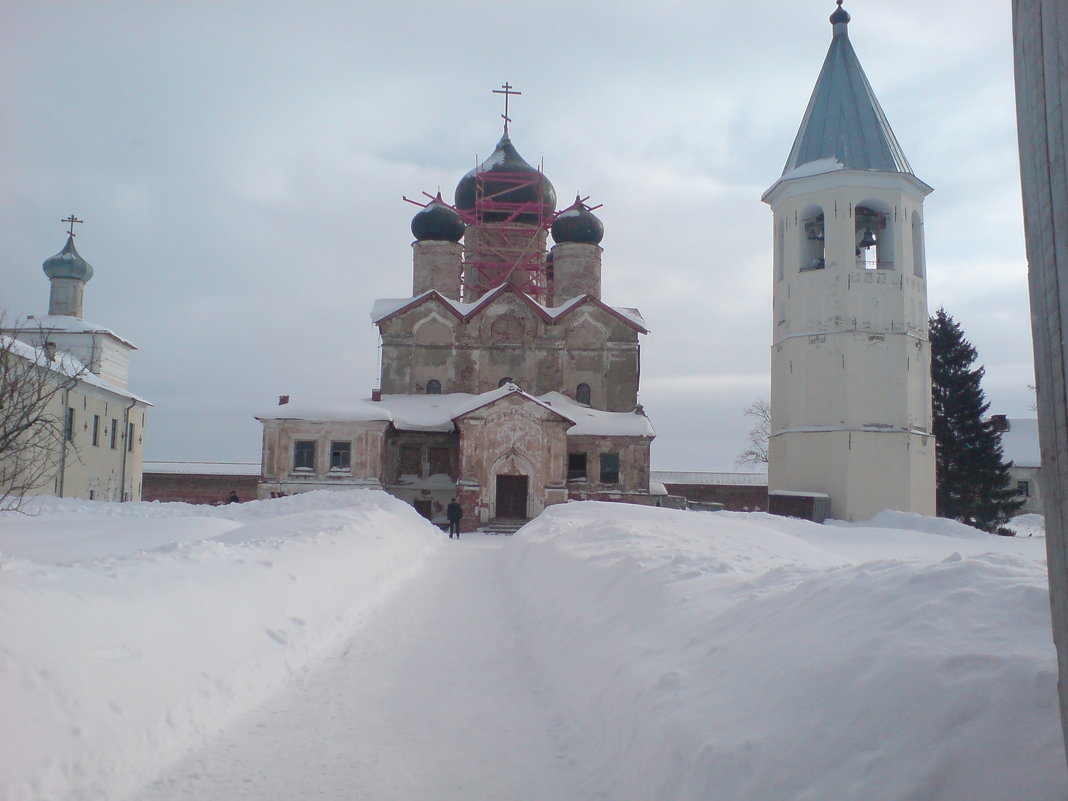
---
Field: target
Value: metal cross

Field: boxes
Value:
[493,82,522,134]
[61,215,84,236]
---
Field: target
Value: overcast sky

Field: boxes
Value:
[1,1,1031,472]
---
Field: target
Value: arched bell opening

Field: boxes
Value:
[854,202,894,270]
[800,205,825,271]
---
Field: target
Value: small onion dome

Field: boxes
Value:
[42,235,94,282]
[411,193,466,242]
[551,196,604,245]
[454,134,557,223]
[830,0,850,25]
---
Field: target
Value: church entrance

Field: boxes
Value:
[495,474,528,519]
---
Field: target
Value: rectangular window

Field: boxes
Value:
[92,415,100,446]
[330,441,351,471]
[128,423,135,452]
[599,453,620,484]
[65,408,75,442]
[568,453,587,481]
[399,445,422,477]
[294,440,316,471]
[110,418,118,449]
[1017,480,1031,497]
[428,447,452,476]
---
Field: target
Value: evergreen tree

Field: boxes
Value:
[929,308,1023,533]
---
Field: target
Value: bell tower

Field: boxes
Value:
[762,1,936,521]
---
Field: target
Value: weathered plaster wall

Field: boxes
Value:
[259,419,388,497]
[565,433,651,496]
[379,294,640,410]
[455,394,571,523]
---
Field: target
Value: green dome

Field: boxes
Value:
[43,236,94,282]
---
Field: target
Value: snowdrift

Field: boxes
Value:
[506,503,1067,801]
[0,491,442,801]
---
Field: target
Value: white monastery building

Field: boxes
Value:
[763,2,936,522]
[1,229,149,502]
[258,104,656,529]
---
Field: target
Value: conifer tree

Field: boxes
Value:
[929,308,1023,533]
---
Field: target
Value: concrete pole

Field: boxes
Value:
[1013,0,1068,768]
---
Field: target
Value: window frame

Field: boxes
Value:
[329,440,352,472]
[293,439,316,471]
[599,452,620,484]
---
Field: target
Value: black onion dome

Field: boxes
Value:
[829,0,850,24]
[551,196,604,245]
[411,193,466,242]
[454,134,556,222]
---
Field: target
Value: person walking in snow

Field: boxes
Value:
[446,498,463,538]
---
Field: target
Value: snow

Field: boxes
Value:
[2,496,1064,800]
[370,284,648,332]
[1,334,149,404]
[654,469,768,486]
[780,155,846,180]
[259,387,656,436]
[143,461,261,476]
[23,314,136,349]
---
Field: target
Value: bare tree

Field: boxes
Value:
[736,398,770,467]
[0,316,87,510]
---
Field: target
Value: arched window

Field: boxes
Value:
[800,207,825,271]
[426,379,441,395]
[576,383,592,405]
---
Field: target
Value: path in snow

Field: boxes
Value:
[137,534,598,801]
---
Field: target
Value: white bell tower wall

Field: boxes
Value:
[764,168,936,521]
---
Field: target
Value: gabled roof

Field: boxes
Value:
[257,387,655,437]
[450,384,575,425]
[780,9,913,179]
[370,283,648,333]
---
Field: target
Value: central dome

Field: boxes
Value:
[454,134,556,223]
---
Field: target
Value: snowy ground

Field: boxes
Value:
[1,492,1064,801]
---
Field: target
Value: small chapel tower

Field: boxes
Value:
[762,2,935,521]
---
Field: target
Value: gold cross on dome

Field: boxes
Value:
[492,82,522,134]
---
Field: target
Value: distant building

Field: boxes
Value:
[1,233,149,502]
[258,107,655,529]
[763,3,935,521]
[991,416,1042,515]
[142,462,261,505]
[651,471,768,512]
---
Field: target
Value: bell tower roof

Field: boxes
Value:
[780,2,913,179]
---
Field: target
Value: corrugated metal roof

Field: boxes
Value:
[781,13,912,177]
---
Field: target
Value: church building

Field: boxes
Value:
[2,224,149,503]
[258,100,655,528]
[763,2,936,522]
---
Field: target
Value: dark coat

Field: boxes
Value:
[446,502,463,522]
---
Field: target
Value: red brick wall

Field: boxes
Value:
[661,483,768,512]
[142,473,260,505]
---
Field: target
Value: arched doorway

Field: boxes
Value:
[495,474,529,519]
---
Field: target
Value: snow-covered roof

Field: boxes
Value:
[652,471,768,487]
[144,461,261,476]
[22,313,136,349]
[1000,418,1040,468]
[2,334,150,405]
[778,11,913,179]
[370,285,648,334]
[258,387,655,438]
